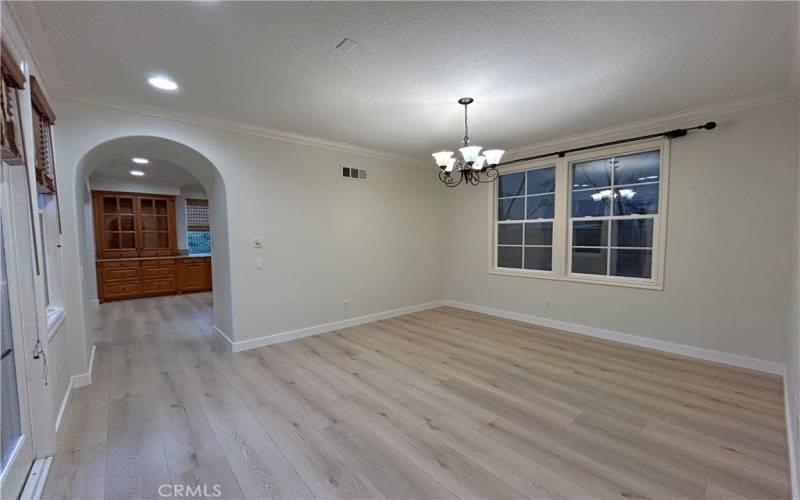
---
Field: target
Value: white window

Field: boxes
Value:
[491,140,668,289]
[36,193,64,328]
[29,75,65,329]
[496,165,556,272]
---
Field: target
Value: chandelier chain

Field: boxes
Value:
[463,103,469,146]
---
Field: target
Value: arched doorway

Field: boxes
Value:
[72,136,232,356]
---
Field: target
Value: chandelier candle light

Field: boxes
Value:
[433,97,505,187]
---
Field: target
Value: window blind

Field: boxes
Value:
[1,39,26,166]
[29,75,61,233]
[186,199,209,231]
[30,76,57,194]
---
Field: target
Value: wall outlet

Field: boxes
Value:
[343,300,351,310]
[545,300,553,310]
[254,258,263,270]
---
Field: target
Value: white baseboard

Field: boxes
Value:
[53,377,73,433]
[73,344,96,388]
[216,300,445,352]
[212,324,234,348]
[55,344,95,433]
[786,379,800,500]
[444,300,785,375]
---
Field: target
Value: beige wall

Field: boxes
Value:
[788,96,800,499]
[444,101,798,366]
[52,98,445,358]
[786,13,800,497]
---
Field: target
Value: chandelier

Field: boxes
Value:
[432,97,505,187]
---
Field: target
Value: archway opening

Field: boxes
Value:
[73,136,232,350]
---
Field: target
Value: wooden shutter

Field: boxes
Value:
[30,75,62,233]
[186,199,209,231]
[30,75,57,193]
[1,39,26,166]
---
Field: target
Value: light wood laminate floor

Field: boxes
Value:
[43,293,790,499]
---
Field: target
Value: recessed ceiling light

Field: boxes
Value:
[130,170,145,176]
[131,157,149,164]
[147,76,178,91]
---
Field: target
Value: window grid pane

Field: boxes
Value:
[497,166,555,272]
[569,150,659,279]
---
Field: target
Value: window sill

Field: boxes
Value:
[488,268,662,290]
[46,307,65,341]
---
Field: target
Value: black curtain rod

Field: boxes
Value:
[496,121,717,167]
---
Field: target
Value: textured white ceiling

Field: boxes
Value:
[25,1,799,160]
[90,158,205,189]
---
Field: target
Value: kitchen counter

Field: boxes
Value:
[96,253,211,263]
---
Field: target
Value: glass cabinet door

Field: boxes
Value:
[137,197,173,254]
[97,194,138,257]
[93,192,176,258]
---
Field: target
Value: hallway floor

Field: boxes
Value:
[42,293,790,499]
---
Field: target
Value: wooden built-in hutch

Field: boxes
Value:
[93,190,212,302]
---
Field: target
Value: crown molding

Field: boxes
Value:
[55,92,432,168]
[54,89,796,172]
[504,91,798,161]
[5,1,64,96]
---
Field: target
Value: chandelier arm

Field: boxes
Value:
[477,168,499,183]
[447,174,464,188]
[438,169,464,188]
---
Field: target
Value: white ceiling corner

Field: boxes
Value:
[6,1,65,96]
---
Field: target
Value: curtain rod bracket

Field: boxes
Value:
[664,129,687,139]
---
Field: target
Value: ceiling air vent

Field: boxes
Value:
[342,166,367,181]
[335,38,358,53]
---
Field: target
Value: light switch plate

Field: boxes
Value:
[253,237,262,248]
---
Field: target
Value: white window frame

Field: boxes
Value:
[493,162,561,277]
[36,193,65,334]
[488,139,669,290]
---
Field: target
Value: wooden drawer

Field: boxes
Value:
[181,257,206,264]
[100,250,139,259]
[103,266,140,282]
[103,281,141,299]
[101,260,140,268]
[141,262,176,279]
[142,278,177,294]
